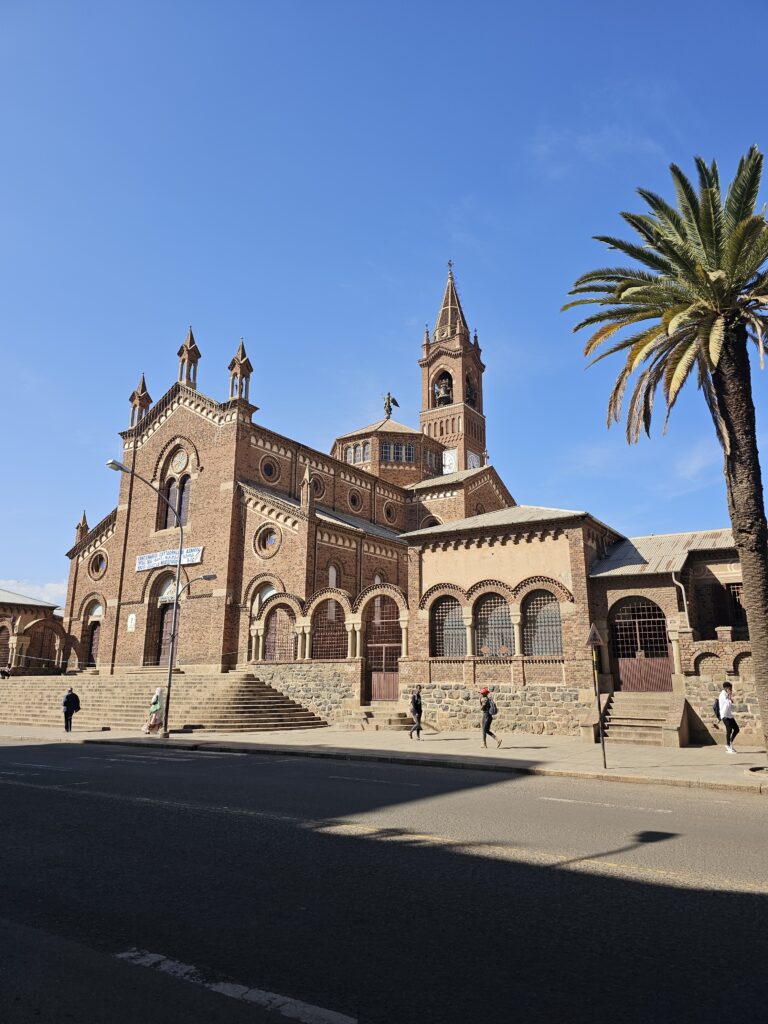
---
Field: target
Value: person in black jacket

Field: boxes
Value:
[62,688,80,732]
[408,685,424,740]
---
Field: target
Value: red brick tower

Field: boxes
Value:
[418,265,486,473]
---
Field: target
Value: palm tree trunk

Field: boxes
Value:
[713,326,768,753]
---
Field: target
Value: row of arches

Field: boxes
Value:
[429,591,563,658]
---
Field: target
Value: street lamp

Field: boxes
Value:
[107,458,215,736]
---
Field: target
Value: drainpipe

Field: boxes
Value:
[672,572,690,628]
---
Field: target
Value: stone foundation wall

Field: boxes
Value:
[683,673,761,741]
[252,660,362,721]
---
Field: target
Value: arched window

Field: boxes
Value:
[164,479,178,529]
[328,564,339,589]
[430,596,466,657]
[346,446,354,464]
[363,442,371,461]
[522,590,563,656]
[177,475,190,526]
[394,443,403,462]
[381,443,391,462]
[252,582,277,617]
[474,593,514,657]
[354,444,362,464]
[421,516,441,528]
[405,444,415,463]
[312,600,346,659]
[434,370,453,407]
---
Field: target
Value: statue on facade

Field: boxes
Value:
[383,392,400,420]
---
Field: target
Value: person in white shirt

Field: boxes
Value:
[718,682,740,753]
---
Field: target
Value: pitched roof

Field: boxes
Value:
[401,504,590,539]
[405,467,488,491]
[589,528,735,578]
[435,267,469,336]
[335,418,420,440]
[0,587,57,609]
[238,481,405,544]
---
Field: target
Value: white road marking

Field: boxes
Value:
[7,762,73,771]
[540,796,672,814]
[115,948,356,1024]
[0,769,39,777]
[329,775,422,787]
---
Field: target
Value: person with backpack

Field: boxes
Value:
[409,685,423,740]
[716,681,740,753]
[479,687,502,749]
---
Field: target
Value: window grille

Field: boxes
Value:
[474,593,514,657]
[381,443,391,462]
[164,479,178,529]
[394,443,403,462]
[726,582,748,638]
[177,475,190,526]
[610,599,667,659]
[405,444,414,463]
[430,596,466,657]
[363,442,371,461]
[264,606,296,661]
[312,600,346,658]
[522,590,562,656]
[0,626,9,669]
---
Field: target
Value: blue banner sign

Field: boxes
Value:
[135,547,204,572]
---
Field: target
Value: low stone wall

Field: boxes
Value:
[252,660,362,722]
[683,673,762,742]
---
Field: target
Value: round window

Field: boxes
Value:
[348,490,362,512]
[383,503,397,524]
[261,457,280,482]
[89,552,107,579]
[254,524,282,559]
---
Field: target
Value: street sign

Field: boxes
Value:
[586,623,605,647]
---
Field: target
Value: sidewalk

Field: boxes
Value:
[1,722,766,794]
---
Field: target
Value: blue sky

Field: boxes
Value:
[1,0,766,606]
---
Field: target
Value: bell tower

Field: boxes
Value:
[419,265,486,473]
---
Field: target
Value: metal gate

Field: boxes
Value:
[0,626,9,670]
[263,606,296,661]
[610,598,673,692]
[364,596,401,702]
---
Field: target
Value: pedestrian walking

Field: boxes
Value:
[409,685,423,740]
[143,687,164,735]
[479,687,501,749]
[62,687,80,732]
[718,681,741,753]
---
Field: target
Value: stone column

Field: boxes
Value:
[346,624,355,659]
[463,612,473,658]
[511,609,522,657]
[295,629,304,661]
[304,625,312,660]
[256,628,265,662]
[400,620,409,658]
[10,636,29,670]
[668,629,683,675]
[354,623,362,659]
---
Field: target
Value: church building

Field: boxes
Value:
[12,269,760,743]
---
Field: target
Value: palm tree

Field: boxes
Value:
[566,147,768,752]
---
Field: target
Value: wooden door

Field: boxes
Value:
[87,621,101,667]
[157,604,174,667]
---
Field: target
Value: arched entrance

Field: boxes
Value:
[363,595,402,702]
[610,598,673,692]
[0,626,10,669]
[311,600,346,660]
[27,624,58,672]
[87,622,101,667]
[144,576,176,667]
[263,605,296,661]
[156,603,175,667]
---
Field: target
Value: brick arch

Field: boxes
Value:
[734,651,753,679]
[138,566,188,603]
[354,583,408,616]
[305,588,353,618]
[77,591,107,621]
[467,580,517,606]
[693,651,721,676]
[418,582,469,611]
[242,572,286,608]
[150,434,202,483]
[513,576,574,604]
[256,592,305,622]
[21,616,66,640]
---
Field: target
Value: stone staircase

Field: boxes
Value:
[0,670,327,733]
[602,692,673,745]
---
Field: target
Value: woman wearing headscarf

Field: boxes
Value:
[143,687,164,734]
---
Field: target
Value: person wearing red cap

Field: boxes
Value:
[479,688,501,749]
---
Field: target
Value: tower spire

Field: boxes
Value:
[178,326,201,390]
[228,337,254,402]
[434,263,469,341]
[129,372,152,427]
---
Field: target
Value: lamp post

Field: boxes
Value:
[106,459,215,737]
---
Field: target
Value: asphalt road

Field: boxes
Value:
[0,740,766,1024]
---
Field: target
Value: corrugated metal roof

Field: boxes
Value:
[589,528,735,578]
[401,504,587,538]
[406,467,488,491]
[0,587,57,608]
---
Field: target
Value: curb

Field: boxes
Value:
[79,736,768,796]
